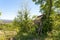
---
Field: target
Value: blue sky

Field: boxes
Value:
[0,0,41,20]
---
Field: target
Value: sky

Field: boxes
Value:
[0,0,41,20]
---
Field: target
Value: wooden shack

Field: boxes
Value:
[34,15,44,35]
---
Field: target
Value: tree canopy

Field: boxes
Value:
[32,0,60,34]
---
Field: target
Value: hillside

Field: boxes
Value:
[0,19,12,24]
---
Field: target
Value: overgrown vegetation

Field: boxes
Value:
[0,0,60,40]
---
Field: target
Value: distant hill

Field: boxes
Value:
[0,19,12,24]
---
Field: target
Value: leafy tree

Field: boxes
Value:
[13,8,38,40]
[32,0,60,35]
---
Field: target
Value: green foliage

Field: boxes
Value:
[13,9,38,40]
[42,15,53,34]
[0,0,60,40]
[52,14,60,31]
[0,12,1,16]
[32,0,60,35]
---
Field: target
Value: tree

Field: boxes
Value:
[13,8,37,40]
[32,0,60,35]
